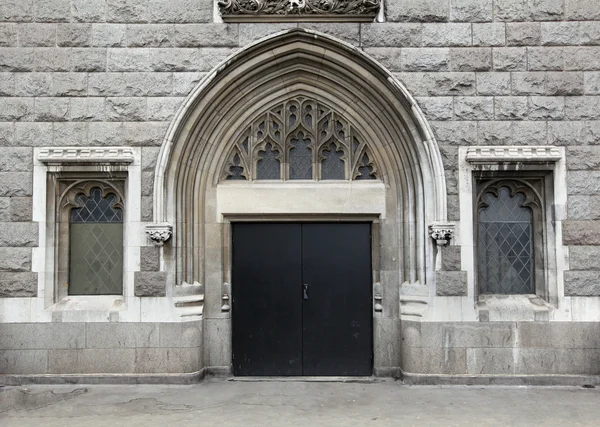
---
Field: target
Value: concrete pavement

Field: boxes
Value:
[1,379,599,426]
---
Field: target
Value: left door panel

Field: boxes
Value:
[232,223,303,376]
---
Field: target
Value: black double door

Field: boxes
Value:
[232,223,373,376]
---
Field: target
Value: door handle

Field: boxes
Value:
[303,284,309,300]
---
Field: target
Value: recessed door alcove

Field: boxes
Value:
[232,222,373,376]
[153,29,447,376]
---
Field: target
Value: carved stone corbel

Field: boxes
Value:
[428,223,455,246]
[146,223,173,246]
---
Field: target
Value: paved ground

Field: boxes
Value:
[1,379,599,426]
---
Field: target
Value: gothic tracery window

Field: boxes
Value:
[222,97,378,181]
[289,132,312,179]
[476,180,543,295]
[69,187,124,295]
[58,181,125,296]
[321,142,345,180]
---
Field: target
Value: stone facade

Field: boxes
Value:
[1,0,600,383]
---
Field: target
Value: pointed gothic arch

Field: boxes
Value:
[154,28,446,279]
[152,29,448,372]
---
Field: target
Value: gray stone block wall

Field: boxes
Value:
[435,271,468,296]
[401,320,600,375]
[134,271,167,296]
[0,321,203,375]
[1,0,600,378]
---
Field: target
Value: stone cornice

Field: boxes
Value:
[466,146,563,164]
[218,0,380,22]
[38,147,135,165]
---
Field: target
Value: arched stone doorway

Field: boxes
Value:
[153,29,447,376]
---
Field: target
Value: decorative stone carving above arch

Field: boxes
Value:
[218,0,381,22]
[153,29,448,294]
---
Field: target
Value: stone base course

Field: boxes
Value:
[401,320,600,376]
[0,321,203,376]
[3,320,600,381]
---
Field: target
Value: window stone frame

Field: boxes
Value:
[34,147,142,313]
[474,174,548,300]
[458,146,567,311]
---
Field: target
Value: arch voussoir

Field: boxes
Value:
[153,28,448,372]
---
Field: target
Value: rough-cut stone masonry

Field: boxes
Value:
[2,0,600,380]
[0,5,596,244]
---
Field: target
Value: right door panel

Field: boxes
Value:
[301,223,373,376]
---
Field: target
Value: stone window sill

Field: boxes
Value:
[477,294,551,322]
[49,295,126,313]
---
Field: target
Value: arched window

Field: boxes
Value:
[321,142,345,180]
[222,97,378,181]
[69,187,124,295]
[256,143,282,180]
[57,181,125,298]
[289,132,312,179]
[476,180,543,296]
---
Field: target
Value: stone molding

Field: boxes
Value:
[458,146,567,310]
[400,282,429,320]
[154,29,448,290]
[373,282,382,313]
[218,0,380,22]
[38,148,135,165]
[466,146,563,164]
[27,147,151,321]
[428,223,454,246]
[174,282,204,320]
[221,282,231,312]
[145,223,173,246]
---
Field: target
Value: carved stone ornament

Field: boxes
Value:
[218,0,380,22]
[428,223,455,246]
[146,223,173,246]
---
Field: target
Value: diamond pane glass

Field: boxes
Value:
[256,143,281,179]
[478,187,533,294]
[69,223,123,295]
[69,187,123,295]
[321,143,345,180]
[71,188,122,223]
[289,134,312,179]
